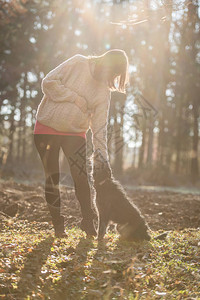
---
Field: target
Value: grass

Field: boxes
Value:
[0,220,199,300]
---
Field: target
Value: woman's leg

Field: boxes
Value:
[34,134,66,237]
[61,136,96,235]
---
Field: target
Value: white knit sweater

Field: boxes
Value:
[36,54,111,160]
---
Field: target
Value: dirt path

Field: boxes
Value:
[0,180,199,231]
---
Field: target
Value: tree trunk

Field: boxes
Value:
[17,72,27,163]
[132,129,138,168]
[146,115,154,165]
[191,100,199,182]
[138,119,147,168]
[6,106,16,164]
[22,73,27,162]
[175,99,183,174]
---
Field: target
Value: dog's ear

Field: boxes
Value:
[132,222,151,241]
[118,222,151,242]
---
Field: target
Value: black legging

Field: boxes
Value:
[34,134,94,220]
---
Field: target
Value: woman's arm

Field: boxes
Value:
[41,56,84,103]
[90,95,111,162]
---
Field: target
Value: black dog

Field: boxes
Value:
[93,152,151,242]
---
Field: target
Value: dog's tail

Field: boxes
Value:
[154,232,168,240]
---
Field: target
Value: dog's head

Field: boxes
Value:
[117,220,151,242]
[93,150,112,184]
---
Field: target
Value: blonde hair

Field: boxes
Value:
[89,49,129,93]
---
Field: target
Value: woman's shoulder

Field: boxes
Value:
[50,54,88,74]
[66,54,88,65]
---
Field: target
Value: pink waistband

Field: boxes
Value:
[34,121,86,138]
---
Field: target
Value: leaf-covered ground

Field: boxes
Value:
[0,181,200,299]
[0,222,199,299]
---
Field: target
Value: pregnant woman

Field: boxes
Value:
[34,49,129,237]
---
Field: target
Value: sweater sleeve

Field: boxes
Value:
[90,93,110,162]
[41,58,83,103]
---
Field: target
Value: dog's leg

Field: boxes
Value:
[97,214,108,241]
